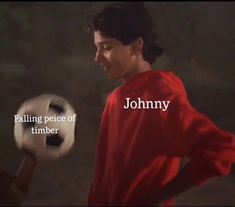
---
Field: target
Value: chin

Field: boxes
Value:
[107,71,126,80]
[108,76,117,81]
[107,73,119,80]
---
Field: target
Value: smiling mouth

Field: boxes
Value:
[104,67,109,72]
[101,64,111,72]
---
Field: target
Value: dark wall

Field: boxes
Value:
[0,2,234,206]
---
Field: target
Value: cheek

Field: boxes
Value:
[110,50,133,67]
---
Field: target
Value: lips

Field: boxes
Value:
[104,67,108,72]
[101,64,111,72]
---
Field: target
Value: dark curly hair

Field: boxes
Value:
[91,2,163,65]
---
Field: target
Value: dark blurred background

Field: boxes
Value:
[0,2,234,206]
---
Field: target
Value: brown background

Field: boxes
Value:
[0,2,234,206]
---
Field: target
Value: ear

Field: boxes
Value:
[131,37,144,55]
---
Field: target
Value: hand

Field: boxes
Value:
[156,200,166,207]
[153,197,166,207]
[15,150,38,193]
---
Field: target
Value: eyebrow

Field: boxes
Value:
[96,41,113,45]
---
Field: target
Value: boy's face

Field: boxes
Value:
[94,31,137,80]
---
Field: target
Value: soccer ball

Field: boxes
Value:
[14,94,77,161]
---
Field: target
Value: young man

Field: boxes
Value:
[0,152,37,205]
[88,2,235,206]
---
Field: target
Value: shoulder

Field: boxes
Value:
[147,70,188,99]
[101,89,119,114]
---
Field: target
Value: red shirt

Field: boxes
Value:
[88,70,235,206]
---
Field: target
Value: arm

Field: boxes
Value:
[14,152,38,193]
[157,94,235,204]
[0,152,37,205]
[155,160,211,205]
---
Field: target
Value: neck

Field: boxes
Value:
[138,60,152,73]
[123,59,151,82]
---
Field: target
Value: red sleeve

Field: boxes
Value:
[160,94,235,185]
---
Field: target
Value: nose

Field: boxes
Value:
[95,50,103,64]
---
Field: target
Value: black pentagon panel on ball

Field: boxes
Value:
[46,134,64,147]
[49,102,65,114]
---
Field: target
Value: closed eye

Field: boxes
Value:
[102,46,112,51]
